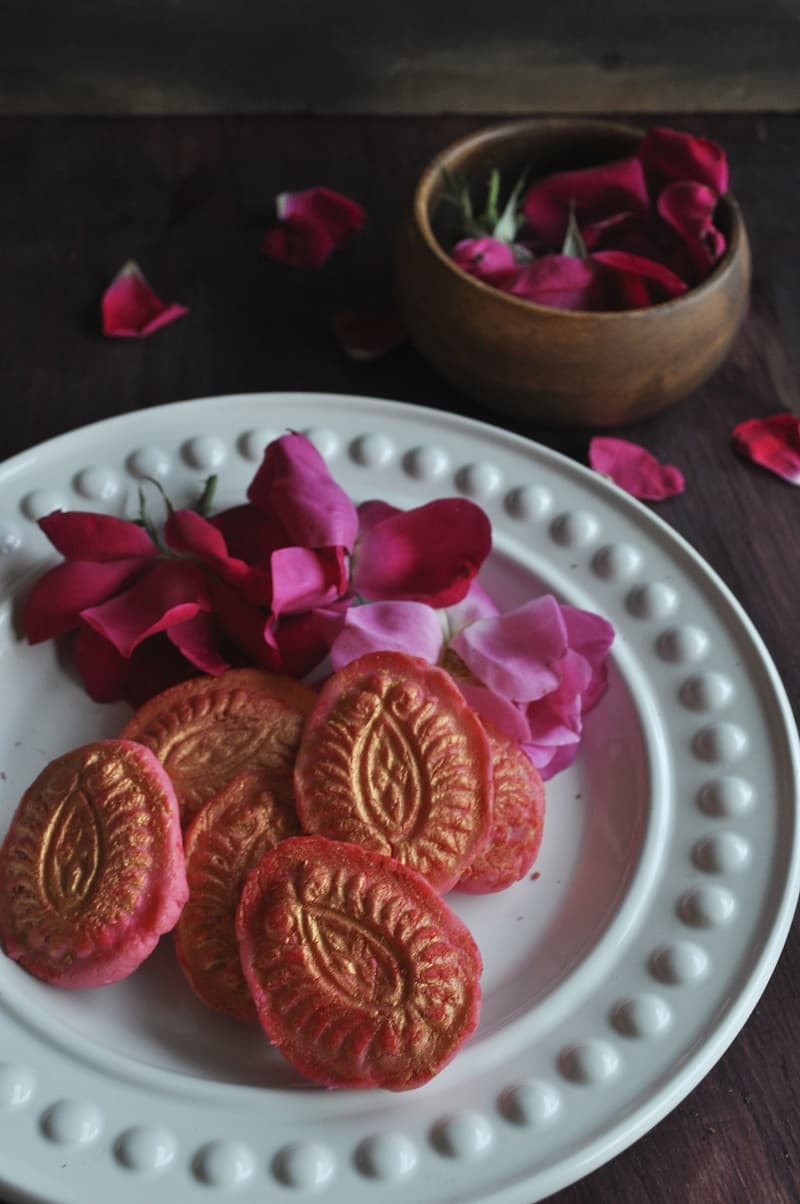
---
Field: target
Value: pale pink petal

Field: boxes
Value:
[23,557,151,642]
[352,498,492,607]
[38,511,157,560]
[269,546,348,616]
[248,433,359,550]
[328,600,444,670]
[101,261,188,338]
[451,594,568,702]
[589,436,685,500]
[81,561,211,657]
[526,650,590,745]
[523,740,580,780]
[442,579,500,637]
[731,414,800,484]
[561,604,615,711]
[333,310,406,361]
[453,680,531,743]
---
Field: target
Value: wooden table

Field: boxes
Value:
[0,114,798,1203]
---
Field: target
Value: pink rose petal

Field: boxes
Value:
[81,561,211,658]
[451,238,520,288]
[23,557,151,642]
[166,611,230,676]
[352,498,492,607]
[38,511,157,560]
[561,604,615,711]
[522,156,649,248]
[101,261,188,338]
[510,255,604,311]
[451,594,568,702]
[731,414,800,484]
[442,579,500,635]
[165,508,260,596]
[333,310,406,361]
[453,680,531,744]
[328,600,445,670]
[589,437,686,500]
[261,187,365,267]
[357,499,401,536]
[247,432,359,551]
[269,546,348,617]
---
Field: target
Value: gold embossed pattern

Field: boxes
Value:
[175,769,301,1022]
[237,836,482,1091]
[295,653,493,892]
[0,740,186,987]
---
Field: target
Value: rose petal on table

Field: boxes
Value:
[510,254,605,310]
[731,414,800,484]
[451,237,520,287]
[451,594,568,703]
[247,432,359,551]
[23,557,151,642]
[352,498,492,607]
[261,187,365,267]
[638,126,729,196]
[269,546,348,616]
[333,309,406,361]
[81,560,211,657]
[328,600,445,669]
[589,436,686,499]
[38,510,158,560]
[522,156,649,247]
[101,261,188,338]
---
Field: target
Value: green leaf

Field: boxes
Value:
[561,201,588,259]
[493,168,528,244]
[482,168,501,230]
[194,474,218,517]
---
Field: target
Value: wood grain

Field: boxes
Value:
[0,113,798,1203]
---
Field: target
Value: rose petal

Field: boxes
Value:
[101,261,188,338]
[442,579,500,637]
[81,561,211,657]
[271,609,333,678]
[525,650,590,745]
[328,600,445,670]
[262,187,365,267]
[333,310,406,361]
[211,502,286,562]
[357,499,401,535]
[561,604,615,711]
[247,433,359,551]
[451,238,520,287]
[72,623,131,702]
[23,557,151,642]
[522,156,649,248]
[72,625,200,706]
[166,508,258,587]
[591,250,688,306]
[523,740,580,780]
[166,611,230,676]
[638,126,729,196]
[452,680,531,744]
[731,414,800,484]
[206,578,278,670]
[269,546,348,617]
[657,181,726,277]
[510,255,606,311]
[352,498,492,607]
[38,511,157,561]
[451,594,568,703]
[589,436,685,500]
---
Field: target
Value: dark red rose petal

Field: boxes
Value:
[236,835,482,1089]
[522,156,649,248]
[333,309,406,361]
[638,126,729,196]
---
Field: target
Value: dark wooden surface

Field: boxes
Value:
[1,114,799,1203]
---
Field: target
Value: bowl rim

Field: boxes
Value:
[412,117,747,322]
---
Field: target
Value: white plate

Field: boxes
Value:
[0,393,797,1204]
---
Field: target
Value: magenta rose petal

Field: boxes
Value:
[591,250,689,305]
[23,557,151,642]
[451,237,520,287]
[328,600,445,670]
[81,561,211,657]
[261,187,365,267]
[211,502,285,562]
[333,309,406,361]
[72,623,132,703]
[589,436,686,500]
[638,126,729,195]
[522,156,649,247]
[352,498,492,607]
[510,255,605,311]
[101,261,188,338]
[269,546,348,616]
[206,579,279,670]
[38,511,157,560]
[357,499,401,535]
[247,433,359,551]
[731,414,800,484]
[166,611,230,676]
[561,604,615,711]
[451,594,568,702]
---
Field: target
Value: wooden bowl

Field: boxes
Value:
[395,119,751,427]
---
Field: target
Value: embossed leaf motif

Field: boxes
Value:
[301,907,407,1010]
[164,725,267,782]
[41,784,102,913]
[357,692,425,838]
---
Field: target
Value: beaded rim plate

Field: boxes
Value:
[0,392,797,1204]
